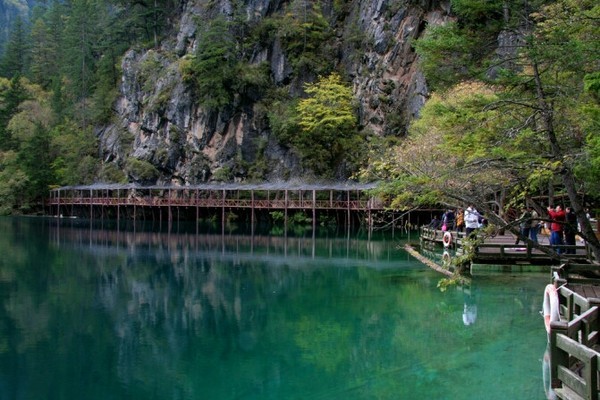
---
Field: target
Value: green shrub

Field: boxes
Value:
[125,157,159,182]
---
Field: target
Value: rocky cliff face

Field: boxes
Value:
[97,0,451,185]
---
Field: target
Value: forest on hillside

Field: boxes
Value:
[0,0,598,226]
[0,0,180,214]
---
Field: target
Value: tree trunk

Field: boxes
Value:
[532,61,600,261]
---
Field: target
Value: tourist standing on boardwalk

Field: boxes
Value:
[428,215,441,229]
[529,208,539,244]
[464,206,480,237]
[455,208,464,232]
[515,207,532,245]
[442,209,455,231]
[547,205,566,254]
[564,207,577,254]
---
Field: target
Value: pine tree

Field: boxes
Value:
[62,0,102,125]
[30,1,64,89]
[190,17,239,109]
[0,16,30,79]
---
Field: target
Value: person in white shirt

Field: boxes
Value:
[464,206,480,237]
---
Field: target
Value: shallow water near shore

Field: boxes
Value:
[0,216,550,399]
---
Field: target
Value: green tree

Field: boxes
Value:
[29,2,64,89]
[0,151,29,214]
[374,0,600,258]
[0,76,29,150]
[50,120,98,185]
[115,0,176,48]
[18,123,54,209]
[295,72,360,176]
[186,17,239,110]
[277,0,333,75]
[0,16,29,78]
[62,0,104,125]
[4,82,55,209]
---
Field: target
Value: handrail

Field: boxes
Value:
[551,306,600,399]
[46,196,376,210]
[420,226,589,261]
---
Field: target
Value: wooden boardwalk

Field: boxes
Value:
[420,226,600,399]
[419,227,600,399]
[420,225,600,399]
[547,266,600,400]
[419,227,591,272]
[46,183,398,228]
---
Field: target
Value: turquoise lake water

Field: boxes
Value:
[0,217,551,399]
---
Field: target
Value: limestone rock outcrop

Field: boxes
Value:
[97,0,452,185]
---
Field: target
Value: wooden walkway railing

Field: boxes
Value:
[419,226,592,265]
[47,196,376,210]
[549,282,600,400]
[46,184,399,228]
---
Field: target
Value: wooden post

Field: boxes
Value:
[367,192,372,234]
[347,190,351,229]
[251,190,255,233]
[222,189,226,235]
[168,188,172,224]
[195,188,199,227]
[312,189,316,232]
[550,320,569,389]
[284,189,288,233]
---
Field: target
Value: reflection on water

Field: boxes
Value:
[46,217,409,269]
[461,283,478,326]
[542,346,557,400]
[0,217,549,399]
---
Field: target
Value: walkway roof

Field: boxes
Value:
[51,182,380,192]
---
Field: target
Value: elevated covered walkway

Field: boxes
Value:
[47,182,399,229]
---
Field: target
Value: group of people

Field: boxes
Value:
[429,204,588,254]
[428,206,485,237]
[513,205,582,254]
[543,205,578,254]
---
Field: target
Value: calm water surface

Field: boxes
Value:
[0,217,550,399]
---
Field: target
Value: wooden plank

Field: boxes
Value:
[556,365,586,399]
[555,334,599,400]
[554,385,586,400]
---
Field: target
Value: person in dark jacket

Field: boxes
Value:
[442,209,455,231]
[564,207,577,254]
[428,216,441,229]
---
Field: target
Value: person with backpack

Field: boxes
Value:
[515,207,532,245]
[529,208,540,244]
[441,209,455,231]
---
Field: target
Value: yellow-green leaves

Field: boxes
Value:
[293,72,360,176]
[297,73,356,135]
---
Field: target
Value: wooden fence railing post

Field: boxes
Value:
[551,321,569,389]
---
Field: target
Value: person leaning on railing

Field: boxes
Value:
[428,215,441,229]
